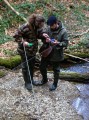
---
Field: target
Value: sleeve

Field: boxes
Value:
[59,30,69,48]
[13,24,25,42]
[37,25,49,43]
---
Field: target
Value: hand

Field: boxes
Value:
[42,33,49,38]
[43,33,51,42]
[23,41,29,46]
[51,40,60,45]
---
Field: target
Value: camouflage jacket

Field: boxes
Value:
[13,23,44,56]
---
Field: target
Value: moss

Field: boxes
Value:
[66,50,89,58]
[72,52,89,58]
[0,55,21,69]
[60,72,80,78]
[60,71,89,82]
[48,71,89,82]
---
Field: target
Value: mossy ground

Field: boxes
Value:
[0,55,21,69]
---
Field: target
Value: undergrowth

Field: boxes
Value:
[0,0,89,49]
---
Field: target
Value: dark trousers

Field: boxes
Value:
[21,55,35,84]
[40,57,60,86]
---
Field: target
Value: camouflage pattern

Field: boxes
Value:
[14,23,45,56]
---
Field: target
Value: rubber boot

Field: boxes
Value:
[49,72,59,91]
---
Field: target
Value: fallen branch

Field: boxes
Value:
[3,0,27,22]
[64,53,89,63]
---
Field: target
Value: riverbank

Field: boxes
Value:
[0,69,83,120]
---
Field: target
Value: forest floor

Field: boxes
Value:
[0,0,89,58]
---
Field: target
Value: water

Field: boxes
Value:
[72,84,89,120]
[64,61,89,120]
[63,62,89,74]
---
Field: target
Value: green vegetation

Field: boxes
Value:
[60,71,89,82]
[0,1,89,69]
[0,0,88,44]
[0,1,36,44]
[0,55,21,69]
[2,49,17,56]
[68,34,89,51]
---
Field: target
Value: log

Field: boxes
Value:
[60,72,89,83]
[48,71,89,83]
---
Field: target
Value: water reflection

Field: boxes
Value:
[72,84,89,120]
[63,62,89,73]
[76,84,89,97]
[63,61,89,119]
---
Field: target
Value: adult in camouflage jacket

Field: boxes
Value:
[13,14,45,90]
[36,15,69,91]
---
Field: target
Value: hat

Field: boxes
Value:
[47,16,57,26]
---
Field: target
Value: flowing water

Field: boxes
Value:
[62,62,89,74]
[64,62,89,120]
[72,84,89,120]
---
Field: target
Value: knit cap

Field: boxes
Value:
[47,16,57,26]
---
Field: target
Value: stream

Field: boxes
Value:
[62,62,89,74]
[63,62,89,120]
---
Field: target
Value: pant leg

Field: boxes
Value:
[21,55,35,84]
[28,56,36,80]
[52,62,60,86]
[39,57,49,81]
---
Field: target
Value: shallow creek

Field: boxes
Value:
[63,62,89,120]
